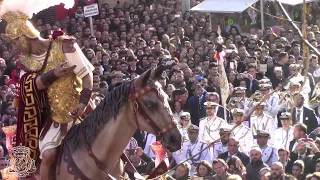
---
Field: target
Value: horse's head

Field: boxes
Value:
[130,65,182,152]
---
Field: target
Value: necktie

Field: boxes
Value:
[296,110,301,122]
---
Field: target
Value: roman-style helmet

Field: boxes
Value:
[0,0,74,40]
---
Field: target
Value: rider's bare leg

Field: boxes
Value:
[40,148,57,180]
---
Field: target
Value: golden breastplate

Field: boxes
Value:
[20,40,82,123]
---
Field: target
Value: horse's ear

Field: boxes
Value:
[151,65,167,81]
[140,69,152,87]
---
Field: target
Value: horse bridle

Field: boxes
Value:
[129,80,177,137]
[80,80,177,179]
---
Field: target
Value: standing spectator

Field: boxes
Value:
[289,123,308,152]
[199,102,229,144]
[230,108,254,155]
[206,92,232,124]
[274,112,294,150]
[188,83,207,125]
[292,92,318,134]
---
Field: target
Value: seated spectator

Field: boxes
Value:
[259,167,271,180]
[166,162,191,180]
[306,172,320,180]
[212,159,231,180]
[316,159,320,172]
[246,147,269,180]
[218,137,250,166]
[291,160,306,180]
[278,148,291,173]
[269,162,293,180]
[227,156,247,180]
[125,147,153,179]
[194,160,213,178]
[227,174,242,180]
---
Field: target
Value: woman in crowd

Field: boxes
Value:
[292,160,306,180]
[172,100,184,122]
[307,172,320,180]
[194,160,213,178]
[227,156,247,180]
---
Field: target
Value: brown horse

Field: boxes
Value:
[55,66,182,180]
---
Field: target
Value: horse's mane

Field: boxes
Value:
[65,81,132,152]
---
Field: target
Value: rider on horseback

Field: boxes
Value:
[0,1,94,179]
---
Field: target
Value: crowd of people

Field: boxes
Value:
[1,0,320,180]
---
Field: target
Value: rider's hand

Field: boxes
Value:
[54,62,76,78]
[70,103,87,117]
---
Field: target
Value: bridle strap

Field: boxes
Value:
[129,81,177,137]
[130,82,141,130]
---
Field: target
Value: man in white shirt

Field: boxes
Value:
[259,84,280,118]
[182,124,212,176]
[274,112,294,150]
[250,102,277,145]
[255,130,279,167]
[212,128,231,160]
[199,102,228,144]
[230,108,253,155]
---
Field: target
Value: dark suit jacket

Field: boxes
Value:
[245,78,259,95]
[292,106,318,134]
[216,106,233,124]
[188,91,207,126]
[218,151,250,166]
[128,66,145,75]
[288,139,296,152]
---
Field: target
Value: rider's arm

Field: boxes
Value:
[35,69,59,90]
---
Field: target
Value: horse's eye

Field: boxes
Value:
[146,100,157,110]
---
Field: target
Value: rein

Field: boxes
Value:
[79,79,177,179]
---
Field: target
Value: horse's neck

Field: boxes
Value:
[91,106,137,171]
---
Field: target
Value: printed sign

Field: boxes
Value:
[84,3,99,18]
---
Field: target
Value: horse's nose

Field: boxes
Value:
[168,132,182,151]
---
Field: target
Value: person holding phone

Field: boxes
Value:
[289,138,320,175]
